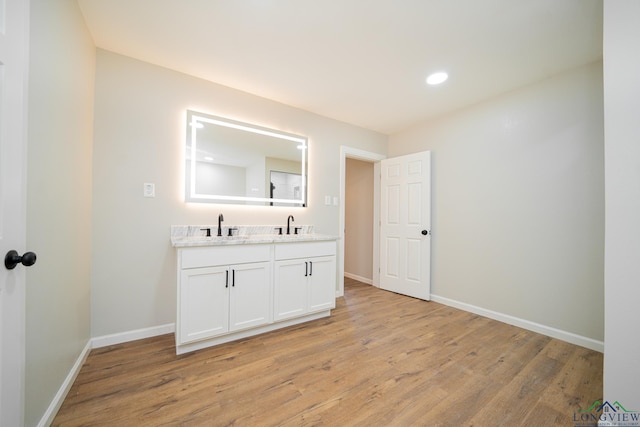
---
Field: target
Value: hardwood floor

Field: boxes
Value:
[53,278,602,426]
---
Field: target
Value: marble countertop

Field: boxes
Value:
[171,225,338,248]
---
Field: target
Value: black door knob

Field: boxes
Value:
[4,250,37,270]
[421,230,429,235]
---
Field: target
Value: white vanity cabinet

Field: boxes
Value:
[274,241,337,321]
[177,245,271,346]
[174,235,336,355]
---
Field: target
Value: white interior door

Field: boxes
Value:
[0,0,30,425]
[380,151,431,300]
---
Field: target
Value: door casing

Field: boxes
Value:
[338,146,385,296]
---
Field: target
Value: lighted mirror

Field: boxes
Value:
[185,110,308,207]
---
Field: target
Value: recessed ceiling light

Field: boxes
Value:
[204,156,214,161]
[426,72,448,85]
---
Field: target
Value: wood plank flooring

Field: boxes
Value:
[53,278,602,426]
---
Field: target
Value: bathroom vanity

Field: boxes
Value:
[171,226,337,355]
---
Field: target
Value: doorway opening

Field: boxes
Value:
[345,158,375,285]
[338,147,385,296]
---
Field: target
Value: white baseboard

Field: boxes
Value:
[91,323,175,349]
[40,324,175,425]
[430,294,604,353]
[344,272,373,285]
[38,340,92,427]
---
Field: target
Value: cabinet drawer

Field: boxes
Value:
[181,244,271,269]
[274,241,336,260]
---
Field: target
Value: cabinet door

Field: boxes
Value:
[274,259,308,321]
[229,262,272,331]
[178,266,229,344]
[308,256,337,313]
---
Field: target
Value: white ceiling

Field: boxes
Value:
[76,0,603,135]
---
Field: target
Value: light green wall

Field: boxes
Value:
[26,0,95,425]
[389,62,605,342]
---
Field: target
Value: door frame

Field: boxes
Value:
[338,146,386,297]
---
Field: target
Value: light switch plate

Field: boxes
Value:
[143,183,155,198]
[324,195,331,205]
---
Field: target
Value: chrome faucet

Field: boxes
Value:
[286,215,294,235]
[217,213,224,237]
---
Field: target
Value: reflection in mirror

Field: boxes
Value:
[185,110,307,206]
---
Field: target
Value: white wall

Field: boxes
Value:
[26,0,95,425]
[389,62,604,344]
[603,0,640,409]
[91,50,387,337]
[345,158,374,282]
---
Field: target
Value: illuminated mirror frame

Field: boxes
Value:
[185,110,308,206]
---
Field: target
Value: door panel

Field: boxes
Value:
[308,256,336,313]
[179,267,229,343]
[380,151,431,300]
[406,238,422,282]
[386,185,400,224]
[274,260,307,320]
[408,182,422,224]
[229,262,271,331]
[0,0,29,424]
[384,237,400,278]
